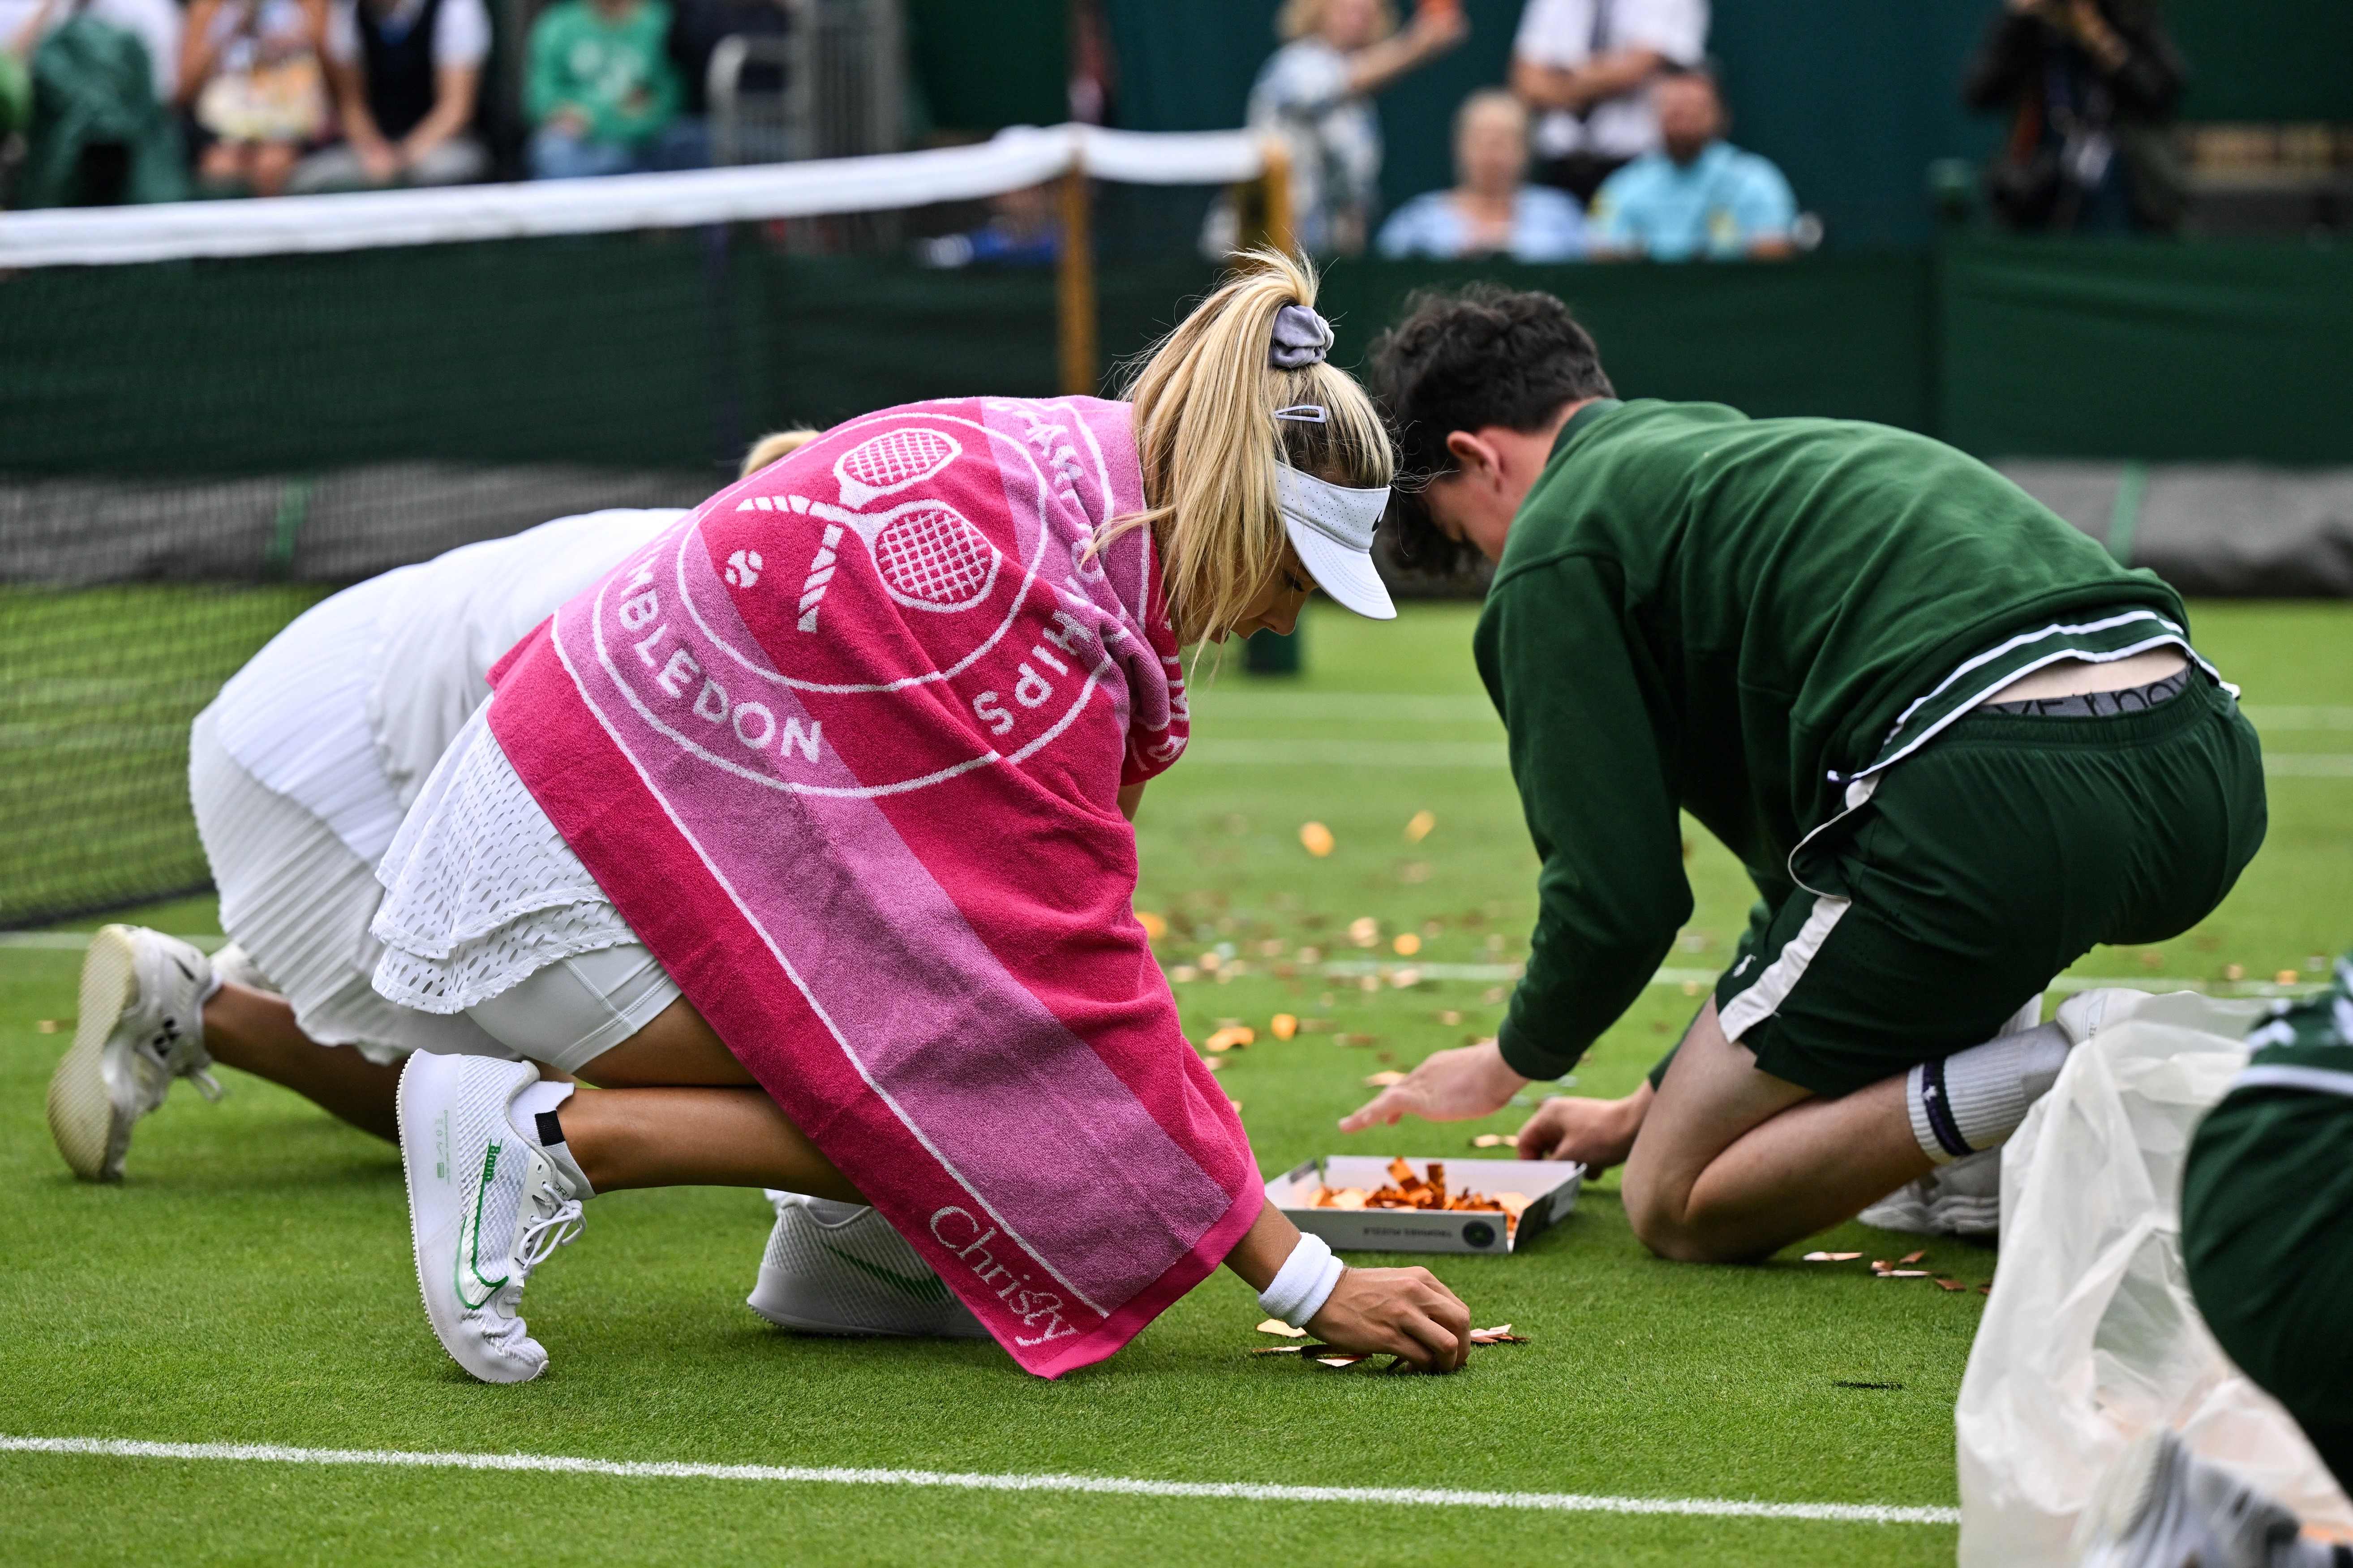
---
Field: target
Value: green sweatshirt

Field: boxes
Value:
[526,0,679,147]
[1479,399,2188,1081]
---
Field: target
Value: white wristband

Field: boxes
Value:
[1257,1231,1346,1328]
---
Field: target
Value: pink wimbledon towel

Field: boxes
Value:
[485,397,1258,1377]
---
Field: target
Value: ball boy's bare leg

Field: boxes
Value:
[1619,998,1933,1263]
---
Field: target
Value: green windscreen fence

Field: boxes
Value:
[4,233,2350,924]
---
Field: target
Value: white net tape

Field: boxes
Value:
[0,124,1269,270]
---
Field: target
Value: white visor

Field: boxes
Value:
[1275,464,1395,621]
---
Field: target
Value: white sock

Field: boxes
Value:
[512,1079,594,1198]
[1906,1021,2072,1165]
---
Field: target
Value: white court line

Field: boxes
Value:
[0,1436,1959,1527]
[2267,754,2353,777]
[2242,706,2353,731]
[1193,695,2353,732]
[1185,740,1507,768]
[1181,740,2353,778]
[0,937,2324,999]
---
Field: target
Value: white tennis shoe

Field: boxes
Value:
[748,1192,988,1339]
[398,1054,586,1384]
[2075,1427,2328,1568]
[47,925,223,1182]
[1859,1145,2002,1238]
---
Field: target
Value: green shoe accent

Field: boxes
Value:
[818,1240,951,1304]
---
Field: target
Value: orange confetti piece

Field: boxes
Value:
[1392,933,1422,957]
[1257,1319,1308,1338]
[1299,822,1335,857]
[2277,969,2300,985]
[1364,1070,1407,1087]
[1404,809,1435,843]
[1898,1250,1927,1265]
[1136,911,1168,941]
[1271,1013,1299,1041]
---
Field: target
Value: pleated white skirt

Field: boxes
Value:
[188,704,511,1063]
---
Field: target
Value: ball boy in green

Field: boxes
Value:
[1343,284,2266,1262]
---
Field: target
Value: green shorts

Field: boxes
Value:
[2181,1038,2353,1489]
[1713,675,2265,1098]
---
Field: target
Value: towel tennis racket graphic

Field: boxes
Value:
[794,497,1001,629]
[833,426,962,509]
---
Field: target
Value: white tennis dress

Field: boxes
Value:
[190,508,684,1061]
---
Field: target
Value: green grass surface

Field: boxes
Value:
[4,599,2350,1566]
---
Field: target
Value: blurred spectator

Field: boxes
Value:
[916,181,1061,268]
[1510,0,1705,204]
[1588,68,1795,260]
[1376,89,1586,261]
[525,0,704,180]
[1236,0,1467,256]
[0,0,177,100]
[5,0,188,204]
[286,0,488,190]
[180,0,331,196]
[1964,0,2186,233]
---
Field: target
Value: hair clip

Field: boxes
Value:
[1272,404,1328,424]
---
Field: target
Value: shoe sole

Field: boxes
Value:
[47,926,139,1182]
[396,1058,544,1384]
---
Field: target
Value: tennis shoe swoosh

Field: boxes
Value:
[454,1141,510,1310]
[820,1241,952,1304]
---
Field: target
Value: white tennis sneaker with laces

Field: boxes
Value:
[47,925,223,1181]
[2076,1427,2340,1568]
[398,1054,587,1384]
[749,1192,988,1339]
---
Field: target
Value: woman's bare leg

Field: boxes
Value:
[201,981,404,1142]
[1619,998,1932,1263]
[551,995,864,1203]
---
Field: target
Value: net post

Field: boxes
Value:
[1258,138,1294,257]
[1057,159,1097,396]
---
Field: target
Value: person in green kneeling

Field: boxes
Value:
[1341,283,2267,1264]
[524,0,703,180]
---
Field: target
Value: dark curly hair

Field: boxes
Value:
[1366,285,1614,574]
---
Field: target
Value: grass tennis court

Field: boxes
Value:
[4,597,2349,1566]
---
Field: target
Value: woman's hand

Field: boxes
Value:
[1305,1265,1471,1371]
[1513,1082,1651,1174]
[1339,1039,1526,1132]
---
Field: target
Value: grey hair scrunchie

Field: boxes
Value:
[1269,304,1335,370]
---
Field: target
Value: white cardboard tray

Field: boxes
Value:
[1263,1155,1584,1255]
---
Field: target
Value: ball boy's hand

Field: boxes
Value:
[1339,1040,1528,1133]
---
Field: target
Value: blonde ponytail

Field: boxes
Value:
[740,427,821,478]
[1118,249,1394,647]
